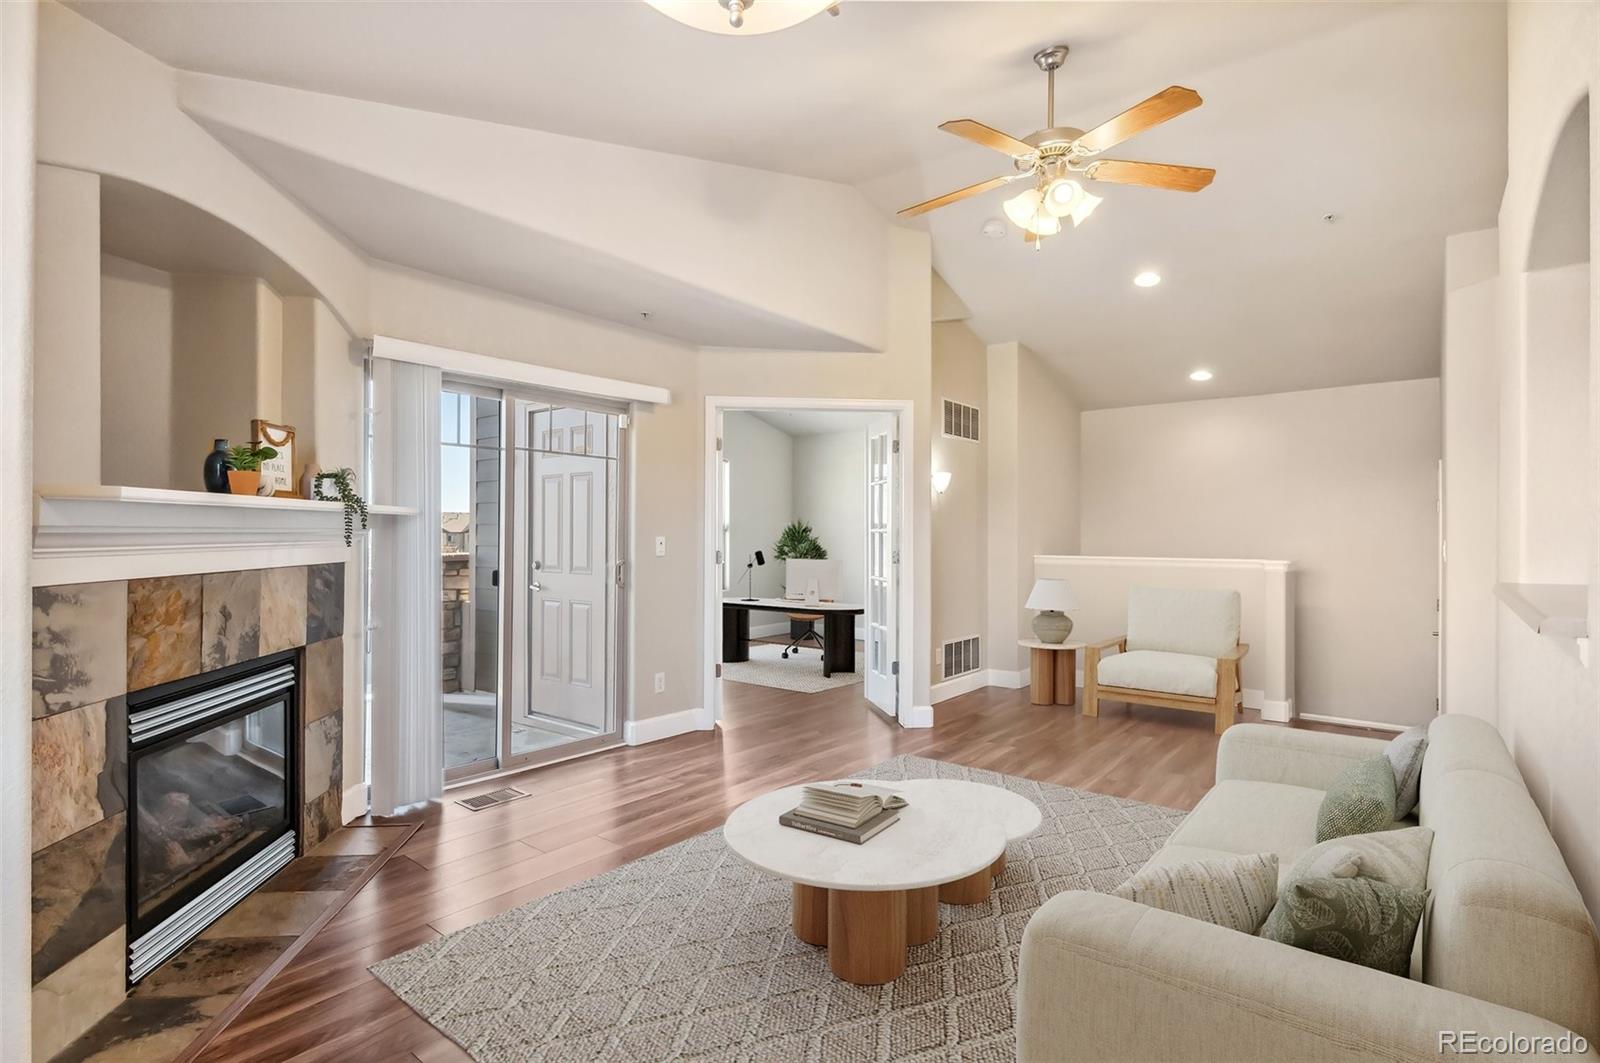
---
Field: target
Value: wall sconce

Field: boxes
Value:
[932,470,953,495]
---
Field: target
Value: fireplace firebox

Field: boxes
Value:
[125,649,300,984]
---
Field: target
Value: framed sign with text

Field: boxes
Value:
[251,420,296,497]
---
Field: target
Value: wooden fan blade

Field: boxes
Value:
[1074,87,1202,154]
[897,175,1014,217]
[938,119,1036,158]
[1024,231,1039,244]
[1087,159,1215,192]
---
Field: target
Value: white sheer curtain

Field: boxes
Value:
[370,359,443,815]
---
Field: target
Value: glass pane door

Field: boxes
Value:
[504,401,624,768]
[441,387,505,780]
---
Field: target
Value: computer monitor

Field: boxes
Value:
[784,558,841,601]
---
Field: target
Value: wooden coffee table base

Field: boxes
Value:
[792,860,1007,985]
[828,888,906,984]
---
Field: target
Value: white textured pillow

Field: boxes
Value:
[1284,826,1434,889]
[1112,853,1278,934]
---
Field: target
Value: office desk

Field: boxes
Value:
[722,597,864,677]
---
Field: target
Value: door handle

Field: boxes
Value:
[530,581,543,592]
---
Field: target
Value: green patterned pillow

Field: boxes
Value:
[1316,755,1398,842]
[1259,876,1426,976]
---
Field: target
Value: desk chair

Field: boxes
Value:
[782,612,826,659]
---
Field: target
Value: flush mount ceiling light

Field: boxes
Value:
[1133,270,1161,288]
[643,0,836,34]
[1189,368,1213,382]
[898,44,1216,246]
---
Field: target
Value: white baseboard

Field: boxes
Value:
[929,671,987,704]
[929,666,1032,704]
[625,706,714,745]
[901,704,933,728]
[749,620,789,639]
[341,781,369,823]
[1296,712,1406,734]
[989,667,1030,690]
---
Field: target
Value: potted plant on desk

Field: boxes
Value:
[773,521,829,638]
[226,442,278,497]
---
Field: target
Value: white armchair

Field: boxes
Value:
[1083,586,1248,734]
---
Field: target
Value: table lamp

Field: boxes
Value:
[1025,578,1079,643]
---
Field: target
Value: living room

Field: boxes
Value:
[2,1,1597,1061]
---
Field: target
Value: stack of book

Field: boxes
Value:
[779,782,907,844]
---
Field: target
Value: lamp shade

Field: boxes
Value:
[1025,578,1078,612]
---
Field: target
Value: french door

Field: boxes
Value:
[442,382,627,783]
[863,414,898,715]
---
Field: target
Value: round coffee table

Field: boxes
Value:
[723,778,1041,984]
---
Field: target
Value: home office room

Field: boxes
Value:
[718,408,879,702]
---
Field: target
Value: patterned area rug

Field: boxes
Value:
[370,756,1186,1062]
[721,644,864,694]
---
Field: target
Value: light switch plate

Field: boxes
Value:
[654,536,666,557]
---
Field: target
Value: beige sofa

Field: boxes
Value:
[1018,716,1600,1062]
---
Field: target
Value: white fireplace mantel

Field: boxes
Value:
[33,484,415,586]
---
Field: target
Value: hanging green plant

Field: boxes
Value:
[314,467,369,547]
[773,520,828,561]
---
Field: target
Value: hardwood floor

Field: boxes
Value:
[197,680,1382,1062]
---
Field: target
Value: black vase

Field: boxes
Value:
[203,438,232,493]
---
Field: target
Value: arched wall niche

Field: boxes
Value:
[97,175,360,491]
[1518,95,1591,588]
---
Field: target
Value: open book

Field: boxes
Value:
[795,781,908,828]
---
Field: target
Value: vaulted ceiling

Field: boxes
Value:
[70,0,1508,408]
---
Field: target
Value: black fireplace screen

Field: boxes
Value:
[126,650,298,945]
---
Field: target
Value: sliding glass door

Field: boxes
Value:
[441,384,627,783]
[441,385,506,782]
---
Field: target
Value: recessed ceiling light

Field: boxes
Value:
[1133,271,1162,288]
[1189,368,1213,382]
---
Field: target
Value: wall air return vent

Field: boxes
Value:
[941,635,981,680]
[942,399,980,442]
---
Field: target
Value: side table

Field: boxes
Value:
[1018,639,1084,707]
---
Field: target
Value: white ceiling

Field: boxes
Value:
[69,0,1508,408]
[747,409,879,436]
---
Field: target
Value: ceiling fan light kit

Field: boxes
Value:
[899,43,1216,245]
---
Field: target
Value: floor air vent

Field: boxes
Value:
[455,786,531,812]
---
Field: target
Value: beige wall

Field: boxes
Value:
[170,275,279,490]
[723,411,793,600]
[1485,0,1599,918]
[985,341,1082,675]
[1081,379,1442,728]
[32,163,98,485]
[932,321,987,680]
[100,254,173,487]
[1016,343,1082,654]
[1441,228,1500,723]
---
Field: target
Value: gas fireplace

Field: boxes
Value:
[125,650,300,984]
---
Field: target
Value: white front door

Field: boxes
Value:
[864,414,898,715]
[528,407,610,731]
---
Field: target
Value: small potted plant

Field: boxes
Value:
[226,442,278,497]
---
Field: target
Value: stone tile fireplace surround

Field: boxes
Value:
[30,562,346,1060]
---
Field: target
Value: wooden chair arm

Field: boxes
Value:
[1218,642,1250,661]
[1087,635,1127,656]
